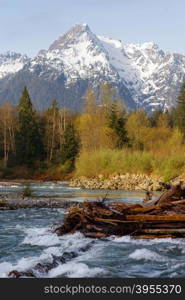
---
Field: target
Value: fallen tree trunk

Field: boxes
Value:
[125,215,185,221]
[137,228,185,234]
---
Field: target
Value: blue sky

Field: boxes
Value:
[0,0,185,57]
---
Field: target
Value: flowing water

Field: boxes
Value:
[0,181,185,278]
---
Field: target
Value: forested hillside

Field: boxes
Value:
[0,81,185,181]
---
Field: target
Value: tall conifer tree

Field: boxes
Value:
[60,124,79,169]
[108,102,129,148]
[16,87,43,166]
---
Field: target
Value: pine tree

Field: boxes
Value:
[59,124,79,169]
[16,87,44,166]
[173,81,185,137]
[108,102,129,148]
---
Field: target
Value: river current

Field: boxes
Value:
[0,181,185,278]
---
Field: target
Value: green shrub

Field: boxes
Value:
[22,184,32,197]
[75,149,185,181]
[75,149,154,177]
[154,155,185,182]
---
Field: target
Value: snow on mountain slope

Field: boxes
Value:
[29,24,119,84]
[0,52,28,79]
[98,36,185,110]
[98,36,142,103]
[0,24,184,111]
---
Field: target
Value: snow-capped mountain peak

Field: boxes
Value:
[0,24,184,111]
[0,51,28,79]
[30,24,117,84]
[97,34,185,110]
[49,23,102,52]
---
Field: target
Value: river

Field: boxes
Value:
[0,181,185,278]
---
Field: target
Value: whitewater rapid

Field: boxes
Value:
[1,208,185,278]
[0,182,185,278]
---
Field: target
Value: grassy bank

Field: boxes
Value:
[75,149,185,182]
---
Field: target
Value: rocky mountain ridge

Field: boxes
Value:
[0,24,184,111]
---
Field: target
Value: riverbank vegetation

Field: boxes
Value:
[75,149,185,182]
[0,81,185,181]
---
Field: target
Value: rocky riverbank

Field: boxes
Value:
[0,197,78,210]
[69,173,185,191]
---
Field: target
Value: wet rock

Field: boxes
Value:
[9,270,35,278]
[0,197,78,210]
[8,244,93,278]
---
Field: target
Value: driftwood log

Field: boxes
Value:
[54,183,185,239]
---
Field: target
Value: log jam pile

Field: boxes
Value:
[54,182,185,239]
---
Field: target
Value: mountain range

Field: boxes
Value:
[0,23,184,111]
